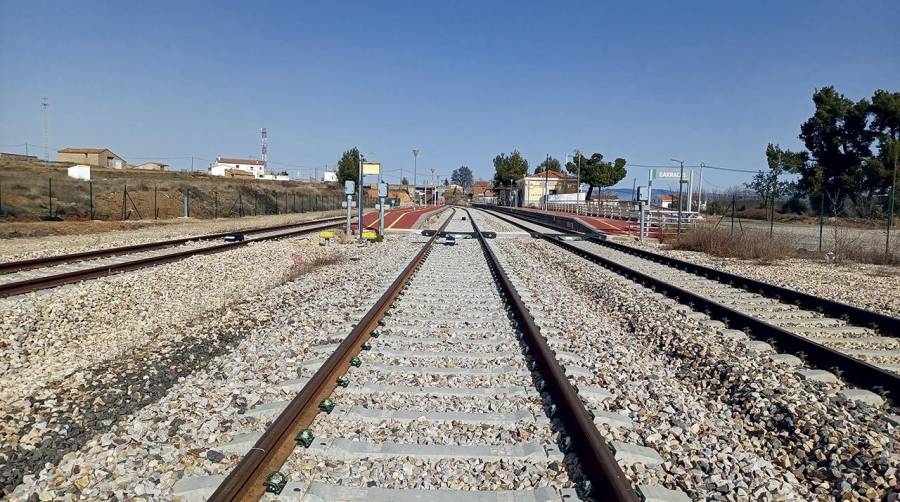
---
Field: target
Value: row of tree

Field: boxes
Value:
[750,87,899,217]
[491,150,627,200]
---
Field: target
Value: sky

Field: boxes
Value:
[1,0,898,193]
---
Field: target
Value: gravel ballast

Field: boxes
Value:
[2,230,424,499]
[468,208,898,501]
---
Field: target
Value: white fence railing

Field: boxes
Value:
[546,200,698,238]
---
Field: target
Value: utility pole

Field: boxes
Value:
[671,159,685,239]
[575,149,582,202]
[543,154,550,210]
[41,97,49,168]
[887,147,898,256]
[698,162,705,212]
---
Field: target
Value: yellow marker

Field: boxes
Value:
[362,231,378,240]
[319,230,335,239]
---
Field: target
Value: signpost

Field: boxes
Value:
[377,181,388,236]
[637,186,650,241]
[344,180,355,236]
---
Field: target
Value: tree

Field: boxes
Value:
[796,86,874,213]
[451,166,474,192]
[746,144,805,231]
[493,150,529,204]
[336,147,364,185]
[565,152,626,201]
[869,90,900,216]
[443,178,449,185]
[534,157,561,174]
[401,176,409,185]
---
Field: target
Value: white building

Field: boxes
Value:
[209,156,267,178]
[322,171,338,182]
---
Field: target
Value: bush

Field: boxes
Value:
[705,200,728,215]
[781,195,809,215]
[663,224,795,263]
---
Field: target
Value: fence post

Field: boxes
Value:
[89,181,94,219]
[0,181,3,217]
[214,191,218,219]
[154,186,158,219]
[121,184,127,220]
[48,178,54,217]
[730,194,736,236]
[818,194,824,252]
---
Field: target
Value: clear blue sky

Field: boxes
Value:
[1,0,898,192]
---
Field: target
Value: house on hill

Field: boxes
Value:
[209,156,267,178]
[132,162,169,171]
[58,148,126,169]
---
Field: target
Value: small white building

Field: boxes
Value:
[322,171,338,182]
[209,156,267,178]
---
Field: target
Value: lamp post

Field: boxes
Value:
[412,148,420,205]
[671,158,685,239]
[574,149,583,203]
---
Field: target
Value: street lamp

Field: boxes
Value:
[574,149,583,202]
[412,148,420,206]
[671,158,685,238]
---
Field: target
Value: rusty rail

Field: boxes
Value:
[465,208,638,501]
[0,215,346,274]
[209,208,456,501]
[0,219,344,297]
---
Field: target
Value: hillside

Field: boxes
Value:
[0,156,345,221]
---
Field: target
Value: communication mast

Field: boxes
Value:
[261,127,268,169]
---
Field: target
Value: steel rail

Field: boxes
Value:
[0,216,346,274]
[478,207,899,401]
[481,205,900,337]
[465,208,639,501]
[209,209,456,502]
[0,220,344,297]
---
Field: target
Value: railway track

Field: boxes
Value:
[0,216,346,297]
[478,206,899,409]
[170,208,690,501]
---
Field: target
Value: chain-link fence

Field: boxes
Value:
[0,175,344,221]
[699,190,899,264]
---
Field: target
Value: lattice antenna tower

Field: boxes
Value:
[261,127,268,168]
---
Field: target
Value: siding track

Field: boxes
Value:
[477,206,899,406]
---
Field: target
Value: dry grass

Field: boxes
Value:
[279,253,343,285]
[665,223,900,266]
[663,225,795,263]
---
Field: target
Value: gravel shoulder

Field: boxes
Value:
[620,237,900,318]
[0,211,343,262]
[1,230,427,498]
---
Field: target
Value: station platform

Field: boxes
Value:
[354,205,446,232]
[507,207,643,236]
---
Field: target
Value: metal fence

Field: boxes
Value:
[0,176,345,221]
[546,200,698,239]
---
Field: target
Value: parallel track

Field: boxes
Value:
[478,206,899,404]
[0,216,345,297]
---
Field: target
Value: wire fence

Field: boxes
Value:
[0,176,347,221]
